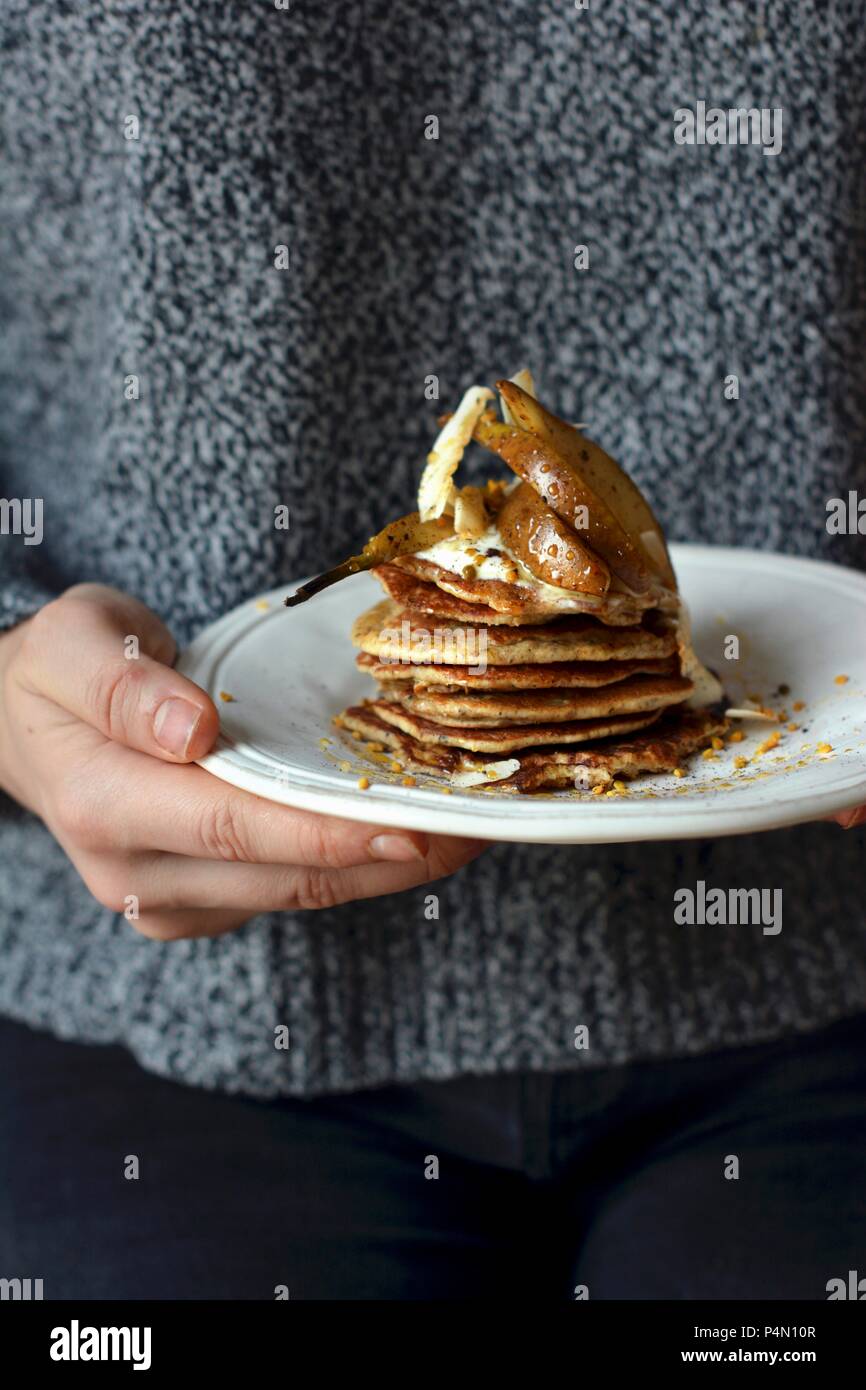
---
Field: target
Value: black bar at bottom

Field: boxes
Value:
[0,1298,860,1375]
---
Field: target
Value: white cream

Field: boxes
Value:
[676,598,724,708]
[413,522,615,609]
[413,519,678,620]
[415,524,529,582]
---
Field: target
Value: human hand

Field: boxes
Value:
[0,584,485,939]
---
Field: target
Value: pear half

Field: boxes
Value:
[497,381,677,591]
[497,483,611,595]
[473,413,653,595]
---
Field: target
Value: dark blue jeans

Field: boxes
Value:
[2,1010,865,1300]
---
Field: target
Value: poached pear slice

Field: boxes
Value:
[284,512,453,607]
[497,380,677,591]
[497,482,610,595]
[473,413,653,595]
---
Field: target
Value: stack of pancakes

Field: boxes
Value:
[337,552,727,794]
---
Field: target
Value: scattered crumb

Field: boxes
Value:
[835,674,849,685]
[728,730,745,743]
[778,683,790,695]
[219,690,235,703]
[357,777,370,790]
[591,784,605,795]
[792,701,805,711]
[787,722,799,732]
[613,780,627,792]
[733,755,749,769]
[318,737,331,748]
[255,599,270,611]
[711,736,724,750]
[365,742,385,753]
[817,742,833,754]
[755,731,782,756]
[390,761,403,773]
[339,760,351,773]
[401,776,416,787]
[673,767,686,778]
[702,749,718,761]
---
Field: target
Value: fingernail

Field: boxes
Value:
[369,833,428,862]
[154,698,202,757]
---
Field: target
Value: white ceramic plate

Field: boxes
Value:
[176,545,866,844]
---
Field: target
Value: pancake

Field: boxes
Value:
[374,563,533,627]
[393,673,694,726]
[336,704,727,792]
[361,698,665,753]
[391,556,674,626]
[357,651,680,690]
[502,709,729,791]
[340,705,464,774]
[352,599,679,666]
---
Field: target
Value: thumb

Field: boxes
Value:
[22,583,219,762]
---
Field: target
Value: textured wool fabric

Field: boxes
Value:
[0,0,865,1098]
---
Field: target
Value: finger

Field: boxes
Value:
[59,739,467,867]
[130,907,256,942]
[833,806,866,829]
[122,835,488,915]
[21,583,219,762]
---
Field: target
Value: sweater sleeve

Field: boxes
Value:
[0,471,61,630]
[0,573,57,634]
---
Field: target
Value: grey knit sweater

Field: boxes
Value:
[1,0,864,1098]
